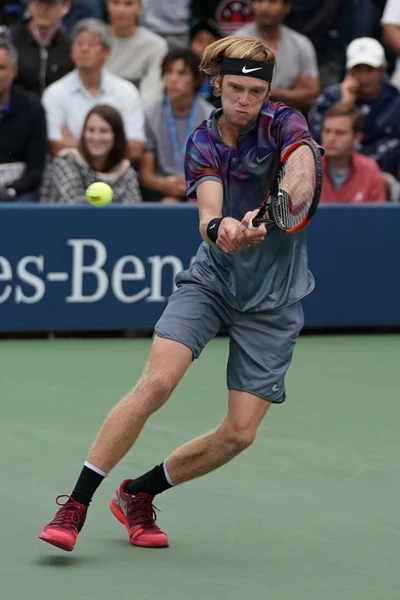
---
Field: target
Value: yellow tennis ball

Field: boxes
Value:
[86,182,113,207]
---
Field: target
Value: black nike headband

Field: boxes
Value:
[220,58,274,83]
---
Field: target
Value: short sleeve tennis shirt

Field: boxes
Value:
[184,102,316,311]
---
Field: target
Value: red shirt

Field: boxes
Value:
[321,151,385,204]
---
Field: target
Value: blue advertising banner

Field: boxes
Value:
[0,204,399,332]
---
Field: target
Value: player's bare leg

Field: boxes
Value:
[87,337,192,472]
[111,390,270,547]
[166,390,270,483]
[38,336,192,551]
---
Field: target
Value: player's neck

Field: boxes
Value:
[111,22,138,38]
[218,114,248,146]
[168,93,195,117]
[328,154,352,173]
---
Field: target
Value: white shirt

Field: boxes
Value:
[42,69,145,142]
[381,0,400,91]
[106,27,168,104]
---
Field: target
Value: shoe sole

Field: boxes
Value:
[38,531,74,552]
[109,499,169,548]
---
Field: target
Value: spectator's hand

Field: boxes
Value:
[161,196,181,204]
[0,187,15,202]
[340,74,359,105]
[61,124,77,146]
[162,175,186,197]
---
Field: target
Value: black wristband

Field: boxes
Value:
[206,217,223,243]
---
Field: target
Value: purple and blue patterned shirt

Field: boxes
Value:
[184,102,315,311]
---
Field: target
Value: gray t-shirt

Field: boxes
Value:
[233,24,319,89]
[105,27,168,104]
[144,96,214,176]
[185,104,315,311]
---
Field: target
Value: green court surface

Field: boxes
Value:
[1,335,399,600]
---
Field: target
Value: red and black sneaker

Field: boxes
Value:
[110,479,169,548]
[38,495,87,552]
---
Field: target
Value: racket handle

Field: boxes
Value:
[248,220,259,231]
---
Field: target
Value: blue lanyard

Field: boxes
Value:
[165,96,197,170]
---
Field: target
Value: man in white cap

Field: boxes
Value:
[309,37,400,178]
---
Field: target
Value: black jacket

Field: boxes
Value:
[0,86,47,195]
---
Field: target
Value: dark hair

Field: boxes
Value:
[323,102,364,134]
[80,104,127,172]
[161,47,202,91]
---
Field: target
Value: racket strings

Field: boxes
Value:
[275,146,316,228]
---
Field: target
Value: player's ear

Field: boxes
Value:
[212,75,223,97]
[265,83,272,101]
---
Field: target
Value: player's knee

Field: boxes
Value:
[133,372,174,413]
[222,426,257,454]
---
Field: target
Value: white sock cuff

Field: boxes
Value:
[163,460,176,487]
[84,461,108,478]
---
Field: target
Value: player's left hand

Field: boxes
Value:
[237,210,267,247]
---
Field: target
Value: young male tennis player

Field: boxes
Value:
[39,36,317,552]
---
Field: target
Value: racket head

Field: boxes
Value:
[269,140,323,233]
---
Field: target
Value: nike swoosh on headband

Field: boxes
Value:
[242,66,263,73]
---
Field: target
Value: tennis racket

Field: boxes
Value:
[248,140,323,233]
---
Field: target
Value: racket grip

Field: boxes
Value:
[248,220,259,231]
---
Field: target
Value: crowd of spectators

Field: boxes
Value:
[1,0,400,205]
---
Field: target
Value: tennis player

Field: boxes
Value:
[39,36,317,552]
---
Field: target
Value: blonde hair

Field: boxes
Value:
[200,36,276,75]
[200,36,276,96]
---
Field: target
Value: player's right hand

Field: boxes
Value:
[216,217,246,254]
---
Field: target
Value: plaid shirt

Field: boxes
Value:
[40,149,143,204]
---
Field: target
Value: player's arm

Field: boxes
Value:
[197,180,224,244]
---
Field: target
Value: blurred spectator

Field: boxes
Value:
[234,0,320,112]
[139,48,213,203]
[284,0,346,89]
[41,104,142,203]
[1,2,25,26]
[0,38,47,203]
[309,37,400,179]
[9,0,73,97]
[62,0,107,32]
[105,0,168,103]
[189,18,222,107]
[382,0,400,91]
[191,0,254,37]
[139,0,190,48]
[320,102,385,204]
[42,18,145,162]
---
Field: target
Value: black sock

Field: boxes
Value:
[125,463,173,497]
[70,464,106,507]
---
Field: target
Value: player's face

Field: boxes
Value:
[220,75,269,128]
[322,116,358,159]
[164,59,196,101]
[106,0,141,27]
[83,113,115,158]
[349,64,383,99]
[28,0,70,29]
[190,31,218,57]
[72,32,110,70]
[252,0,289,29]
[0,49,17,96]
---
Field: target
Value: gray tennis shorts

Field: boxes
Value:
[154,277,304,403]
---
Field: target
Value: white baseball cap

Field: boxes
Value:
[346,37,386,71]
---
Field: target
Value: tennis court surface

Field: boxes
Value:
[1,335,399,600]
